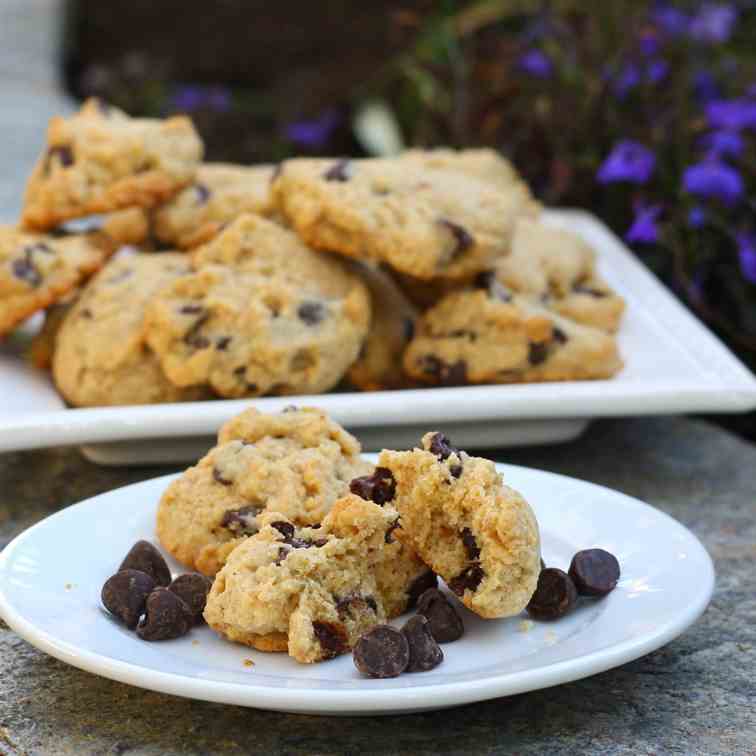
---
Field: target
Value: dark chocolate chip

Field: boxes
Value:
[118,540,171,587]
[405,569,438,610]
[183,312,210,348]
[312,537,329,547]
[416,587,464,643]
[384,518,401,544]
[349,467,396,505]
[574,283,607,298]
[460,528,480,560]
[402,615,444,672]
[568,548,620,597]
[553,327,568,345]
[212,467,232,486]
[438,219,474,261]
[168,573,213,624]
[336,594,379,620]
[195,183,211,204]
[45,145,74,172]
[220,505,260,535]
[216,336,231,350]
[418,356,468,386]
[528,341,549,366]
[270,521,296,540]
[136,587,193,641]
[526,567,578,620]
[180,304,205,315]
[101,569,156,629]
[402,317,416,342]
[428,432,458,461]
[474,270,513,302]
[298,301,326,325]
[276,546,290,564]
[448,564,485,596]
[323,159,352,182]
[11,257,42,288]
[312,620,349,659]
[353,625,409,678]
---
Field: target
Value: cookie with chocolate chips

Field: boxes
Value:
[403,289,622,386]
[379,432,541,619]
[22,98,203,231]
[156,407,373,576]
[270,152,539,281]
[204,495,403,663]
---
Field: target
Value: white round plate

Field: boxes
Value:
[0,462,714,716]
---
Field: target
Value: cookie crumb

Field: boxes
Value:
[243,658,255,667]
[518,619,534,633]
[64,582,74,591]
[191,639,200,646]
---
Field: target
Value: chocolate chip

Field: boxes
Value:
[384,518,401,544]
[101,570,156,629]
[460,528,480,560]
[402,317,416,342]
[11,257,42,287]
[80,307,93,319]
[180,304,204,315]
[183,312,210,348]
[428,432,458,461]
[323,159,352,182]
[418,356,468,386]
[312,538,328,547]
[568,548,620,597]
[349,467,396,505]
[528,341,549,366]
[526,568,578,620]
[574,283,607,298]
[118,540,171,587]
[402,615,444,672]
[313,620,349,659]
[220,505,260,535]
[416,588,464,643]
[553,327,568,344]
[336,594,379,620]
[438,219,474,261]
[405,569,438,610]
[136,587,193,641]
[195,184,211,204]
[474,270,512,302]
[448,564,485,596]
[168,573,213,624]
[216,336,231,350]
[45,145,74,172]
[276,546,290,564]
[270,521,296,540]
[298,301,326,325]
[353,625,409,678]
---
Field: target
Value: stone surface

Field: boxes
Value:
[1,417,755,755]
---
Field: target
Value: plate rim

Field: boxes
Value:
[0,463,715,714]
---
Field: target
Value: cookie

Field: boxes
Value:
[378,433,541,618]
[346,263,418,391]
[490,219,625,332]
[0,225,115,337]
[403,289,622,385]
[204,497,401,663]
[271,155,540,280]
[144,242,370,397]
[156,407,373,576]
[52,251,208,407]
[26,295,77,370]
[22,98,203,230]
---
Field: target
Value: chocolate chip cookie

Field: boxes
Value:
[156,407,373,576]
[52,251,207,406]
[403,289,622,386]
[0,225,115,336]
[271,155,539,280]
[379,433,541,618]
[22,98,203,230]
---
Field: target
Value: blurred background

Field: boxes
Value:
[8,0,756,435]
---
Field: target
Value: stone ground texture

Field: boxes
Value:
[1,417,755,756]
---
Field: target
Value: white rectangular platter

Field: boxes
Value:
[1,210,754,465]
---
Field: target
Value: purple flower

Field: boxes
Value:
[683,160,744,206]
[689,4,738,44]
[284,110,340,149]
[688,206,707,228]
[737,233,756,284]
[170,84,231,113]
[597,140,656,184]
[517,49,552,78]
[639,31,660,57]
[647,58,669,84]
[626,205,662,244]
[706,99,756,131]
[612,63,641,96]
[747,83,756,99]
[700,129,743,157]
[652,4,689,37]
[694,70,720,103]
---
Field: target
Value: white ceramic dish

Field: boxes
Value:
[0,460,714,715]
[1,209,754,465]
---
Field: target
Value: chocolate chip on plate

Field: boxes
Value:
[168,574,213,624]
[118,540,172,587]
[405,569,438,610]
[349,467,396,505]
[136,587,194,641]
[568,548,620,597]
[402,615,444,672]
[353,625,410,678]
[526,567,578,620]
[101,569,156,629]
[416,587,464,643]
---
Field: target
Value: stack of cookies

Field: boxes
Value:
[156,406,541,664]
[1,99,624,407]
